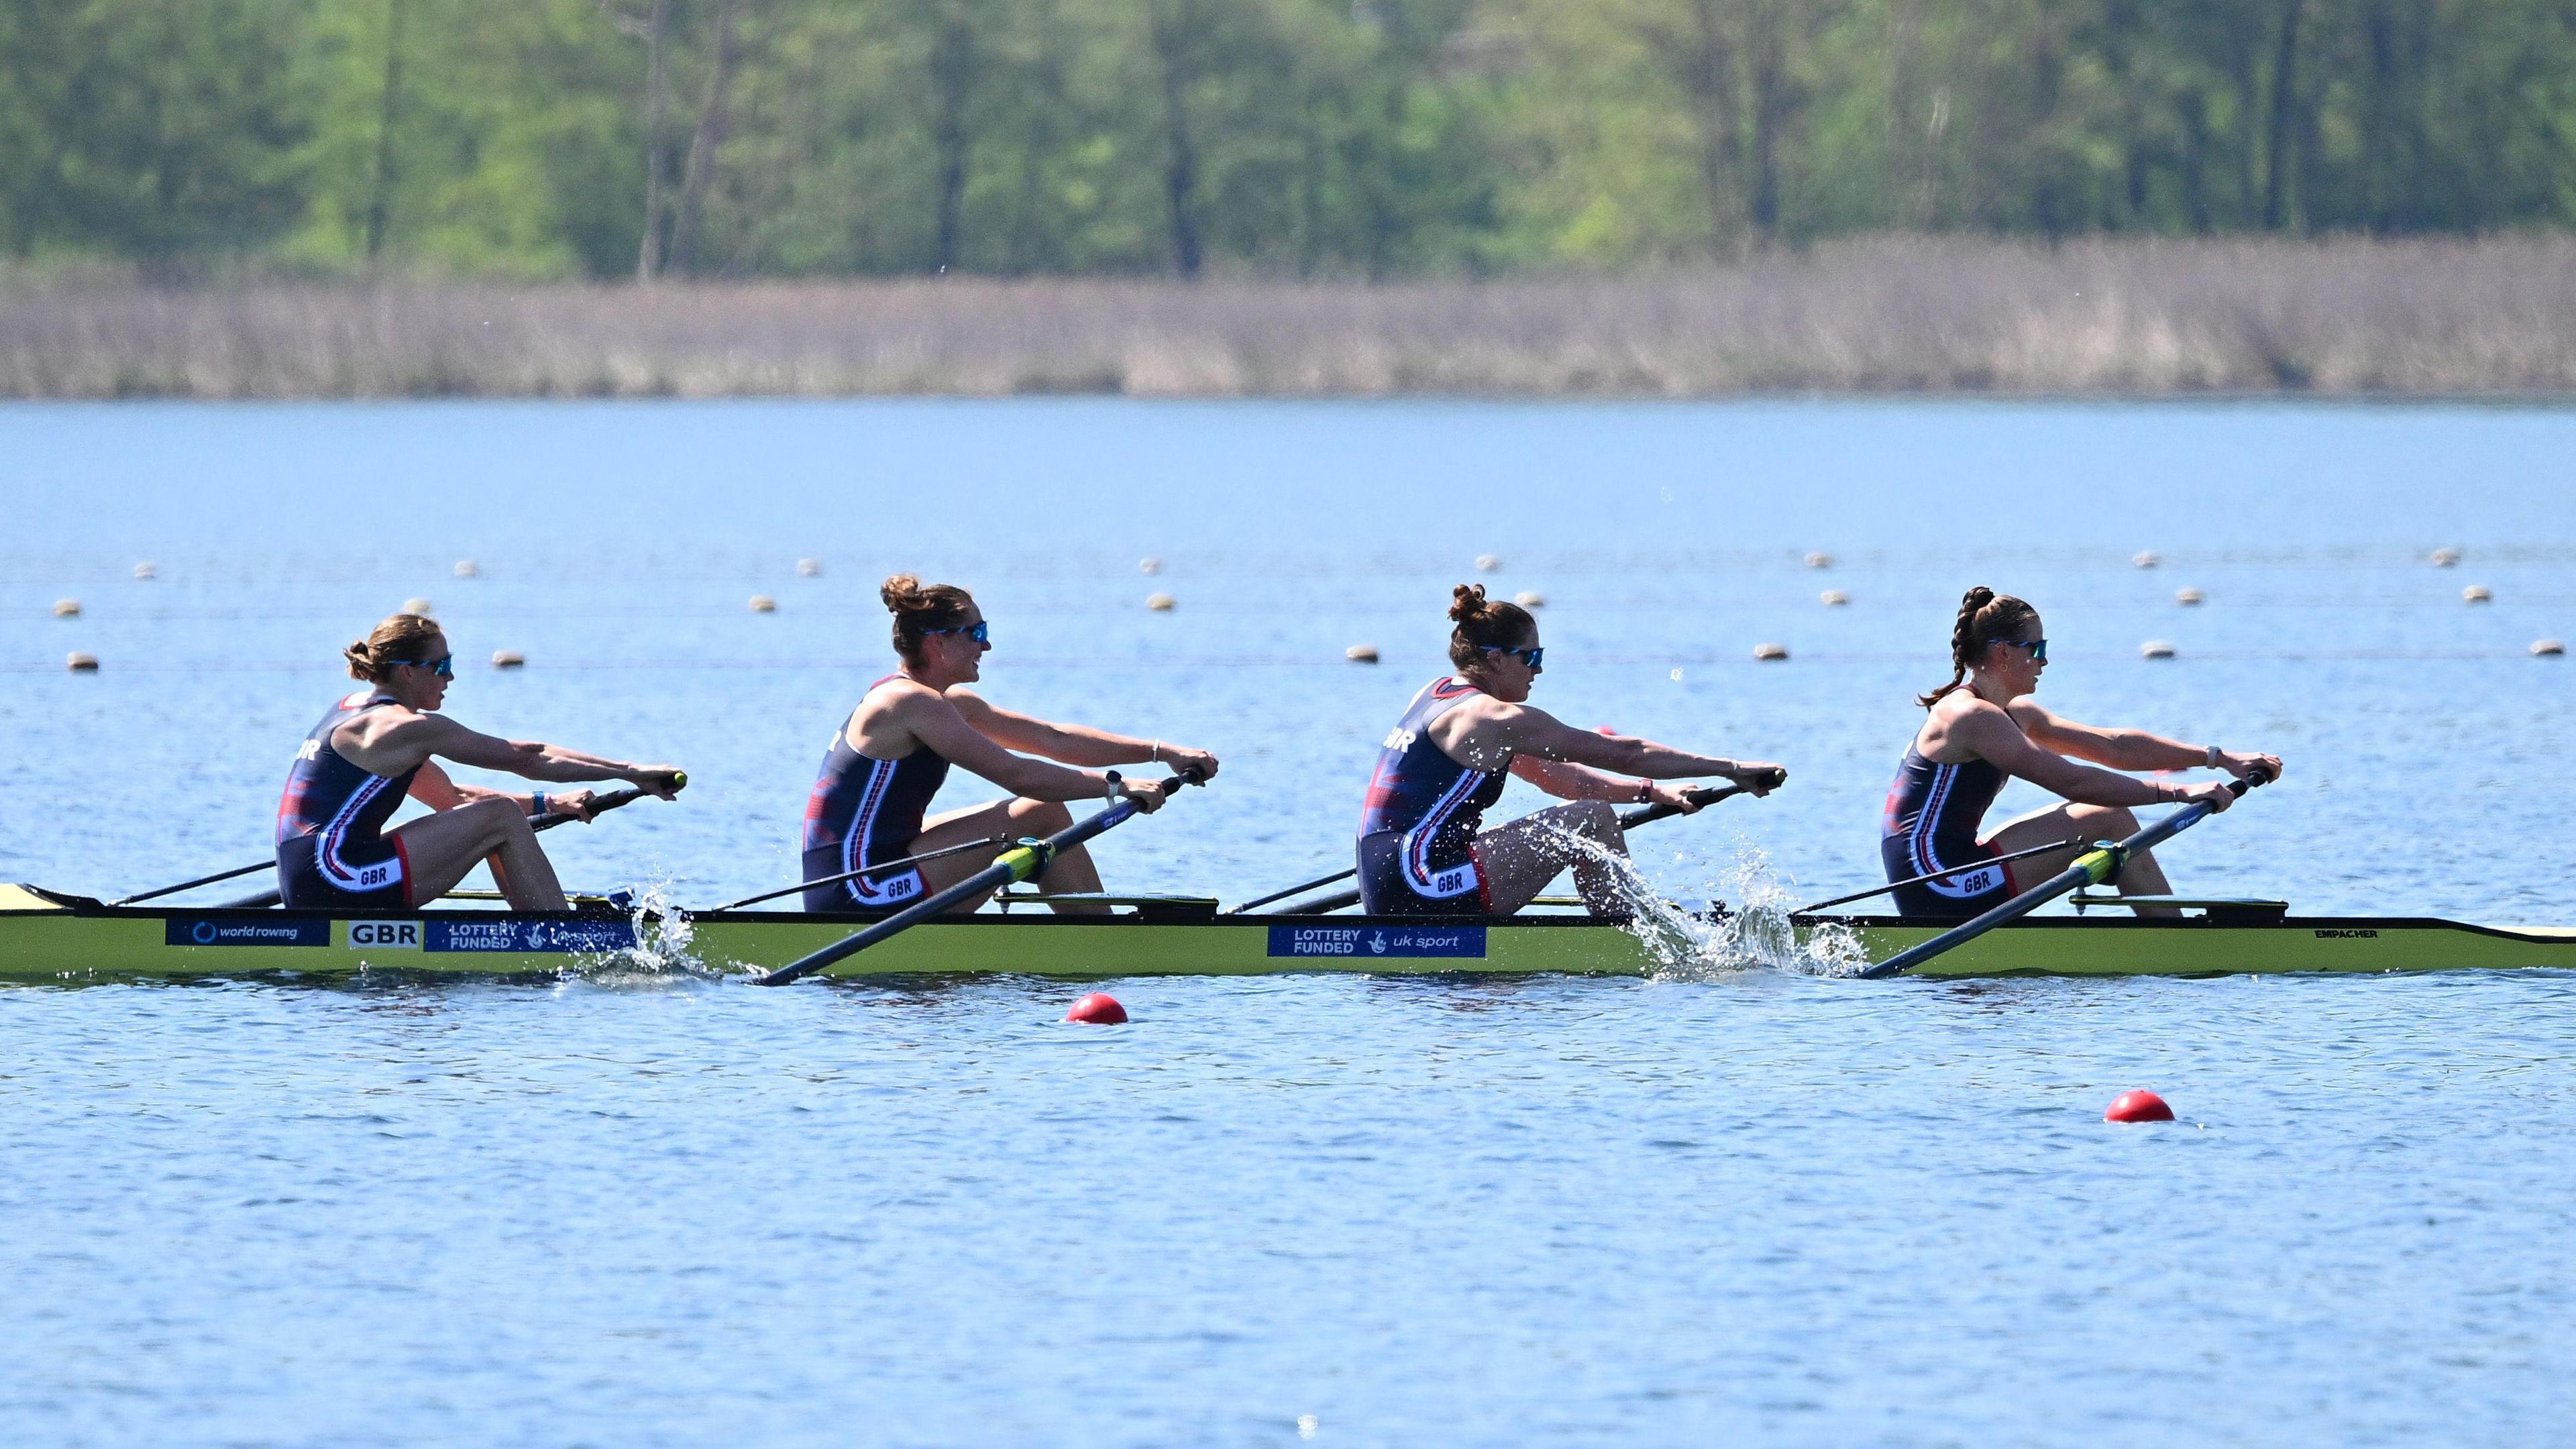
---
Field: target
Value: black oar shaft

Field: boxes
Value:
[1794,837,2083,916]
[113,859,273,906]
[1253,780,1763,916]
[753,771,1204,986]
[705,837,1012,914]
[1859,772,2271,979]
[213,787,659,910]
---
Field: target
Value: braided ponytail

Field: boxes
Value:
[1918,586,2037,706]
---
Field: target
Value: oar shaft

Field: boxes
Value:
[754,771,1203,985]
[113,859,273,906]
[707,836,1012,913]
[213,787,659,910]
[1794,837,2083,916]
[1259,782,1762,916]
[1860,772,2270,979]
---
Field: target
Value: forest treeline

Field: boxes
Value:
[5,0,2574,282]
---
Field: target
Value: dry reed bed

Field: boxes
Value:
[5,236,2575,399]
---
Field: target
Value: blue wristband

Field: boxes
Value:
[531,792,548,816]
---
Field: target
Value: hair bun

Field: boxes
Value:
[1962,585,1994,609]
[1448,582,1490,623]
[880,574,924,612]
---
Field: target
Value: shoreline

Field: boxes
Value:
[8,235,2576,402]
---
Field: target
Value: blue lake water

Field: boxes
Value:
[3,398,2572,1444]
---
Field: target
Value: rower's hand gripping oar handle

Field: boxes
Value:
[1616,766,1786,831]
[2066,761,2277,885]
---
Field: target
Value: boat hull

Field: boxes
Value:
[3,886,2571,982]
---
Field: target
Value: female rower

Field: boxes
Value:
[1356,584,1782,918]
[276,614,684,912]
[800,575,1220,913]
[1883,586,2282,919]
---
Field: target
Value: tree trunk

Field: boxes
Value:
[2262,0,2303,231]
[364,0,405,262]
[637,0,669,280]
[1682,0,1739,255]
[671,0,743,278]
[1744,1,1790,244]
[1149,7,1201,279]
[929,7,973,273]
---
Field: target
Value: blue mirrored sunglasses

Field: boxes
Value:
[1483,645,1544,671]
[928,621,989,645]
[2000,637,2047,663]
[398,654,454,678]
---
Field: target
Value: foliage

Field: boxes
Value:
[2,0,2572,279]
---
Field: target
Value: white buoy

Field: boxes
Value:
[133,561,157,580]
[1669,667,1684,682]
[2533,639,2565,657]
[1754,643,1788,661]
[2176,587,2205,606]
[1820,589,1849,607]
[2133,551,2159,570]
[749,594,777,613]
[1804,551,1833,570]
[2462,585,2492,604]
[453,559,480,578]
[797,557,822,578]
[1345,644,1380,663]
[1139,557,1162,575]
[1514,590,1545,608]
[1146,592,1176,612]
[2141,640,2177,659]
[66,651,99,672]
[53,598,80,618]
[402,598,433,616]
[1474,554,1501,572]
[2430,547,2461,568]
[491,649,526,669]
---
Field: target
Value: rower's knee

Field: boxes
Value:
[463,796,531,845]
[1570,798,1620,839]
[2070,803,2139,837]
[1012,798,1073,833]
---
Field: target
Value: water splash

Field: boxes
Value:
[567,876,711,980]
[1540,826,1870,980]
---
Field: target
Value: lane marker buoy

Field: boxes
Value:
[1515,590,1545,608]
[491,650,526,669]
[53,599,80,618]
[2532,639,2565,657]
[1147,592,1176,611]
[453,559,480,578]
[1804,551,1833,570]
[1474,553,1501,572]
[1066,992,1127,1024]
[2105,1089,2175,1123]
[133,561,156,580]
[403,597,433,616]
[798,557,822,578]
[1754,643,1788,661]
[1345,644,1379,663]
[2141,640,2176,659]
[750,594,777,613]
[1140,557,1162,575]
[2430,547,2461,567]
[2176,587,2204,606]
[1819,589,1848,607]
[66,651,99,672]
[2462,585,2491,604]
[2132,551,2159,569]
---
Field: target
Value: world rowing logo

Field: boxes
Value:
[191,920,218,945]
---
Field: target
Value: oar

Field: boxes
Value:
[1792,837,2084,915]
[698,836,1012,914]
[1251,771,1785,916]
[1858,767,2276,979]
[213,784,672,910]
[753,769,1206,986]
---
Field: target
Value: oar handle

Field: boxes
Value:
[1615,767,1783,830]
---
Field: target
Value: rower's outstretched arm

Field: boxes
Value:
[2011,701,2281,782]
[906,694,1164,808]
[948,691,1220,779]
[1957,704,2230,810]
[363,714,682,796]
[1491,705,1780,790]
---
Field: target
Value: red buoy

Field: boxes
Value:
[2104,1089,2175,1122]
[1066,992,1128,1025]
